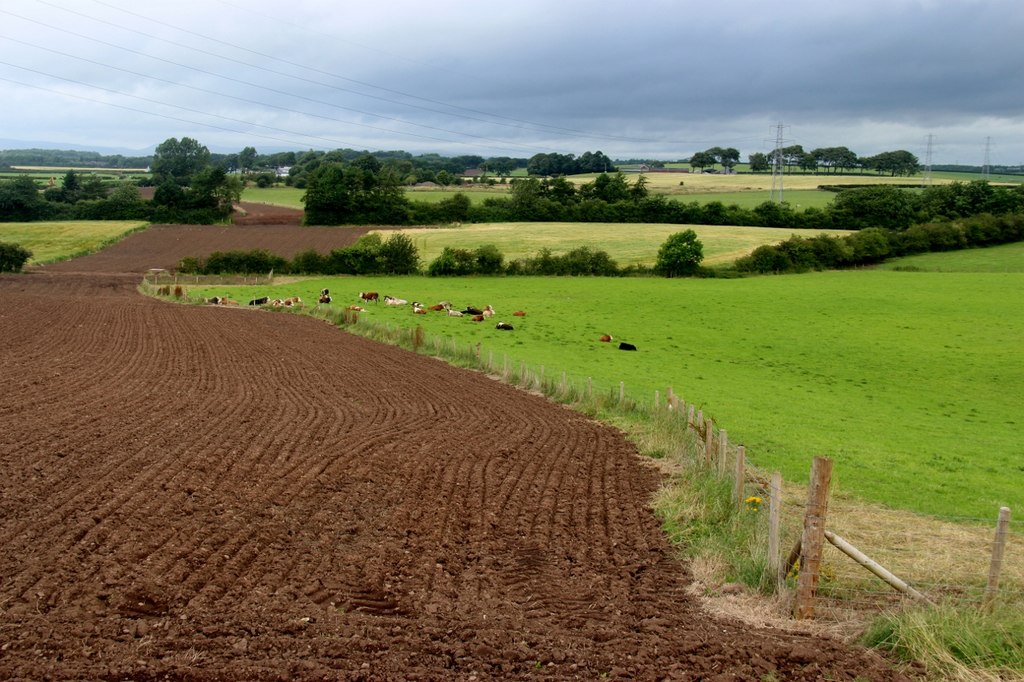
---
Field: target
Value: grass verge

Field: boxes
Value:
[863,603,1024,681]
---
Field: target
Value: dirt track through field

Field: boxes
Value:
[0,206,908,680]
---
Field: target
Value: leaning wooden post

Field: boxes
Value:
[793,456,833,620]
[733,445,745,508]
[824,531,932,604]
[687,405,695,429]
[666,386,674,409]
[984,507,1012,610]
[769,471,783,592]
[718,429,729,476]
[703,418,714,467]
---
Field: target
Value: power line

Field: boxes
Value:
[0,9,558,155]
[0,36,543,156]
[0,74,336,150]
[36,0,681,147]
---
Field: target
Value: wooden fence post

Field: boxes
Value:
[718,429,729,476]
[687,405,695,429]
[984,507,1012,610]
[619,381,625,404]
[703,418,714,467]
[769,471,783,592]
[733,444,745,508]
[654,390,660,409]
[793,456,833,620]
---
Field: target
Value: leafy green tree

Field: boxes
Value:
[303,162,410,225]
[585,172,631,202]
[428,246,478,276]
[0,241,32,272]
[831,185,917,230]
[474,244,504,274]
[866,150,920,177]
[656,229,704,277]
[748,152,771,173]
[437,192,471,222]
[689,151,715,172]
[152,137,211,184]
[238,146,257,173]
[0,176,47,221]
[781,144,805,170]
[378,233,420,274]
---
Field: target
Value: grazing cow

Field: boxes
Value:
[249,296,270,306]
[384,296,408,306]
[283,296,302,307]
[271,298,284,307]
[447,309,463,317]
[512,310,526,317]
[482,305,495,318]
[318,288,332,304]
[599,334,613,343]
[428,303,446,312]
[471,314,485,322]
[206,296,223,305]
[157,285,171,296]
[462,306,483,316]
[359,291,379,304]
[348,305,364,312]
[618,342,638,351]
[495,321,514,331]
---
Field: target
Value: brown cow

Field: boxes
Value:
[360,291,379,303]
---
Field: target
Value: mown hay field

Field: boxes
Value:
[382,222,853,267]
[1,220,149,264]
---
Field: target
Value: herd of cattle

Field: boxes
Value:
[357,291,519,331]
[196,287,635,348]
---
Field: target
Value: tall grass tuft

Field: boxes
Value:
[653,460,774,593]
[863,603,1024,680]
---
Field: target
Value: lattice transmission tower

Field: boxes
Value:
[923,134,934,186]
[983,137,992,179]
[769,123,787,204]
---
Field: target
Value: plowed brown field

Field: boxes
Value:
[0,206,908,680]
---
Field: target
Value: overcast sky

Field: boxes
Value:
[1,0,1022,165]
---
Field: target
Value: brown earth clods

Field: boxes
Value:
[0,206,910,680]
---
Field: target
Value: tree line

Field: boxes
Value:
[301,155,1024,232]
[0,137,241,223]
[735,212,1024,274]
[178,230,706,279]
[745,146,921,177]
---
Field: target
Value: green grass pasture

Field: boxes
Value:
[241,186,305,208]
[876,241,1024,272]
[384,223,852,267]
[190,269,1023,520]
[0,221,149,264]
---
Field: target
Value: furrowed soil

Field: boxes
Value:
[0,205,909,680]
